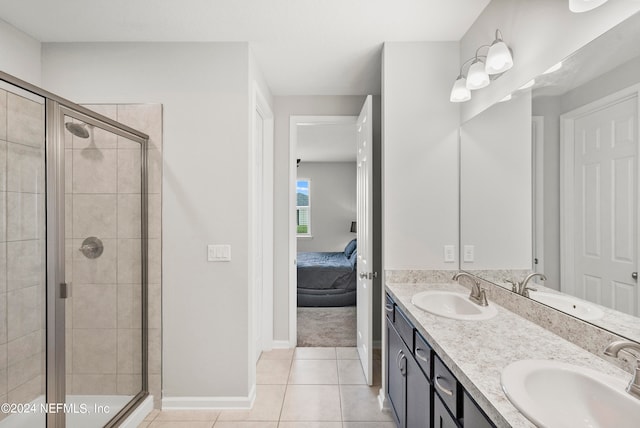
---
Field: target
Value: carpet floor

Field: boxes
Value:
[297,306,357,347]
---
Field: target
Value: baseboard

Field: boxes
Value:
[120,395,154,428]
[162,385,256,410]
[377,387,388,410]
[272,340,293,349]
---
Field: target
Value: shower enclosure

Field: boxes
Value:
[0,71,149,427]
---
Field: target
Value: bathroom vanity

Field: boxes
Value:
[386,292,493,428]
[385,282,633,428]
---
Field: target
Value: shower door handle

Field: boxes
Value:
[60,282,71,299]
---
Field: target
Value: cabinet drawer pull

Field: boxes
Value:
[395,350,403,368]
[415,347,429,362]
[399,352,407,376]
[435,375,453,396]
[385,303,394,312]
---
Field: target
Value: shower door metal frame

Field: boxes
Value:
[0,70,150,428]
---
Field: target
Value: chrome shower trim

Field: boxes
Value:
[0,69,149,141]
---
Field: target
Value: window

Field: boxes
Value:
[297,179,311,235]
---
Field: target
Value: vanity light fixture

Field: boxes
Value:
[543,61,563,74]
[450,75,471,102]
[499,94,513,102]
[569,0,609,13]
[485,30,514,74]
[449,29,513,103]
[467,58,491,90]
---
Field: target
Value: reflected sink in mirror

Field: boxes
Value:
[411,290,498,320]
[502,359,639,428]
[529,291,605,321]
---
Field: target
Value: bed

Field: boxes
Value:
[297,239,357,307]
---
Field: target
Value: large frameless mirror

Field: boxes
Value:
[460,12,640,344]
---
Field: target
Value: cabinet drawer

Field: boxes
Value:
[463,391,495,428]
[413,331,432,380]
[434,356,459,418]
[393,305,415,349]
[385,294,395,322]
[434,393,460,428]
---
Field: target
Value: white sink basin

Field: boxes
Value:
[502,359,639,428]
[529,292,604,320]
[411,290,498,320]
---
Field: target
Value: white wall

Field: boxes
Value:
[460,91,532,270]
[42,42,270,402]
[382,42,460,270]
[0,19,42,85]
[296,162,357,252]
[460,0,640,122]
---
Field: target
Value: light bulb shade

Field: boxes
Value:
[450,77,471,102]
[485,40,513,74]
[569,0,608,13]
[466,60,490,90]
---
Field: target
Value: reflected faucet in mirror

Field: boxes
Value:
[504,273,547,298]
[452,272,489,307]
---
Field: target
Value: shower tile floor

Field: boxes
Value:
[139,347,390,428]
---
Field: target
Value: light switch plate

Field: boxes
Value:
[208,244,231,262]
[444,245,455,262]
[463,245,475,263]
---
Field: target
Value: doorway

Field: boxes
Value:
[291,115,359,348]
[561,85,640,316]
[288,95,377,385]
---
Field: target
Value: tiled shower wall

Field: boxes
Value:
[0,89,47,420]
[65,104,162,408]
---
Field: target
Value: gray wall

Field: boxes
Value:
[460,91,532,270]
[382,42,461,270]
[41,42,272,403]
[296,162,356,253]
[0,19,41,86]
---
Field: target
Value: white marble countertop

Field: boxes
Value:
[386,282,633,428]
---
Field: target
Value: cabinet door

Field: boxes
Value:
[387,319,406,427]
[463,391,494,428]
[434,394,459,428]
[406,347,431,428]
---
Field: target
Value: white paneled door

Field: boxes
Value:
[356,95,374,385]
[572,95,638,315]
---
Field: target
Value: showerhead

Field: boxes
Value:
[65,122,90,139]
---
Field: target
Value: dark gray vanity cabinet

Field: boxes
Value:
[387,318,407,427]
[386,297,432,428]
[405,346,431,427]
[386,319,432,428]
[386,293,495,428]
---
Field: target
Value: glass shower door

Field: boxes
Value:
[61,108,146,428]
[0,83,47,426]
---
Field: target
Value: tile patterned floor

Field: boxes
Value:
[139,347,391,428]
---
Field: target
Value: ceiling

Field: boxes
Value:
[0,0,490,95]
[297,122,357,162]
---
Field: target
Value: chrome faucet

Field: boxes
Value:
[604,340,640,400]
[452,272,488,307]
[507,273,547,298]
